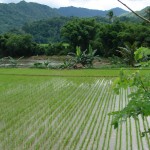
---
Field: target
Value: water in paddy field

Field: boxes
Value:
[0,76,150,149]
[0,58,63,68]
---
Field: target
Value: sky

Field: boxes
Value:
[0,0,149,11]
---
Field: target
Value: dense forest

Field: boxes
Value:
[0,16,150,57]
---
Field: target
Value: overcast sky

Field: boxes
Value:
[0,0,149,11]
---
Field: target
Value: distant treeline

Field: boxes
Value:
[0,17,150,57]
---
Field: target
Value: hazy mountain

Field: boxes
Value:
[0,1,60,33]
[58,6,128,17]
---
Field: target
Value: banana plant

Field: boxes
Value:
[68,45,98,68]
[117,42,136,67]
[68,46,82,64]
[8,56,24,67]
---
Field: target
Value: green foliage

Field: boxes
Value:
[61,18,99,51]
[22,17,70,43]
[110,49,150,135]
[135,47,150,62]
[45,42,70,56]
[110,70,150,128]
[107,10,114,23]
[59,60,74,69]
[0,33,47,57]
[108,55,127,67]
[0,1,60,33]
[32,60,51,69]
[7,56,24,67]
[68,45,98,68]
[0,56,24,67]
[117,42,137,66]
[0,14,150,58]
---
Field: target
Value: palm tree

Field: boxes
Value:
[107,10,114,23]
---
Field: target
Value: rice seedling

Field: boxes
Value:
[0,69,149,150]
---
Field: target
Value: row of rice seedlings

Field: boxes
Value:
[114,87,122,150]
[0,78,72,149]
[65,80,103,150]
[49,80,102,150]
[0,85,39,139]
[0,85,29,118]
[106,93,118,150]
[73,79,108,150]
[50,79,99,149]
[0,82,55,148]
[101,91,116,150]
[98,81,116,150]
[140,116,150,149]
[121,88,129,149]
[138,115,149,150]
[88,80,112,150]
[128,88,133,150]
[144,118,150,148]
[145,117,150,142]
[129,88,144,150]
[22,79,79,149]
[0,78,47,111]
[124,89,129,150]
[33,81,91,149]
[68,80,102,150]
[49,89,92,149]
[85,80,111,150]
[37,81,90,149]
[25,78,86,149]
[94,80,114,150]
[0,81,50,122]
[137,117,145,150]
[119,89,124,150]
[57,81,101,149]
[82,81,109,150]
[124,87,148,150]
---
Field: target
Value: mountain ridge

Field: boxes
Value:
[0,1,148,34]
[57,6,128,17]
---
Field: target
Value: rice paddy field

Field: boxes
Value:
[0,68,150,150]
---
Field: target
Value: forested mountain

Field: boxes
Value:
[0,1,60,33]
[22,17,71,43]
[0,1,129,33]
[58,7,128,17]
[0,0,149,35]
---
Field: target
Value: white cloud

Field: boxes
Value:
[1,0,150,10]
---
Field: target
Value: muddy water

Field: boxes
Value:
[0,59,63,68]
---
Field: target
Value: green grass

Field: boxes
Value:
[0,68,150,149]
[0,68,149,77]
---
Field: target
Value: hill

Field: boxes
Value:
[0,1,60,33]
[120,6,150,22]
[58,6,128,17]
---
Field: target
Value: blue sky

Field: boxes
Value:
[0,0,149,11]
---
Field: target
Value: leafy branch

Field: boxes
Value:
[110,47,150,136]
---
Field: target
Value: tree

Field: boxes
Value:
[5,34,36,57]
[61,18,99,51]
[117,42,137,67]
[107,10,114,23]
